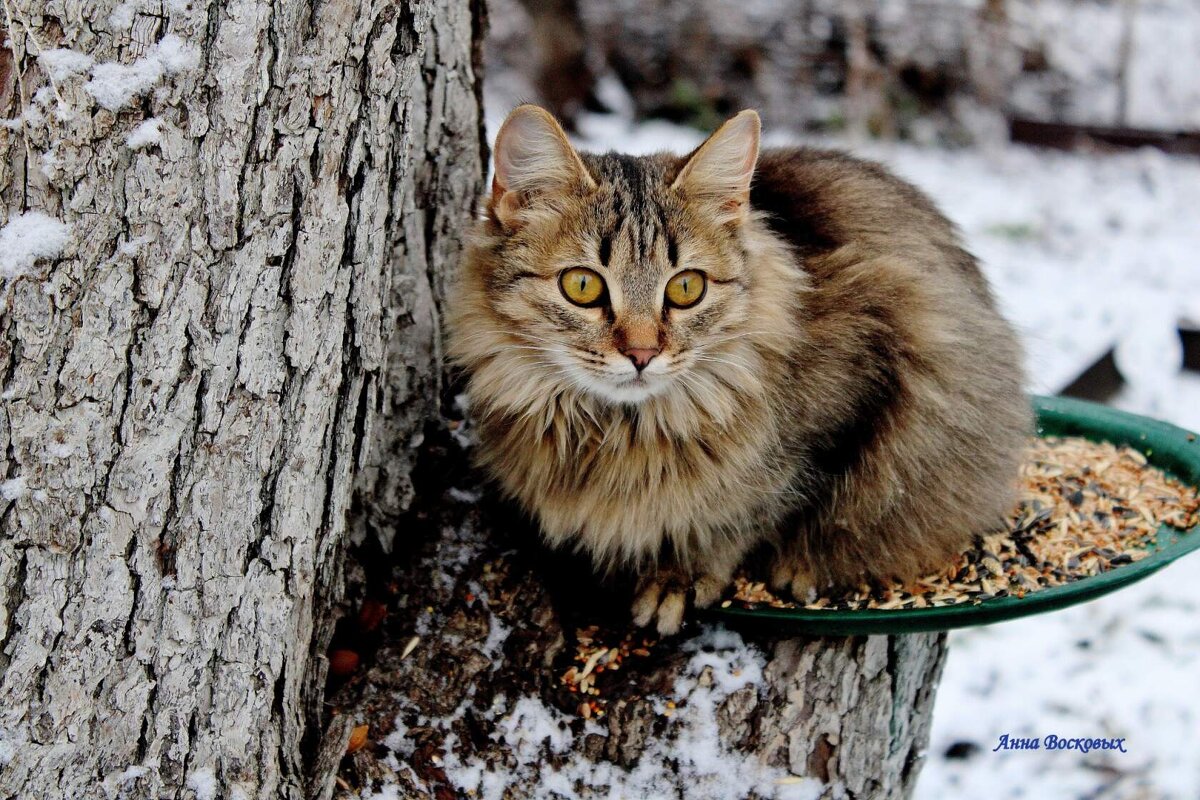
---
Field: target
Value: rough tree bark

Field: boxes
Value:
[0,1,484,798]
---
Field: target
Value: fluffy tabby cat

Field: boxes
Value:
[447,105,1030,634]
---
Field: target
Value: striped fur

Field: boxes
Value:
[446,106,1031,633]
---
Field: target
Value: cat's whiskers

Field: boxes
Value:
[693,353,758,375]
[672,367,723,410]
[456,328,566,351]
[502,344,567,357]
[699,331,757,348]
[488,353,570,399]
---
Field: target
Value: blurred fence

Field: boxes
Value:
[489,0,1200,144]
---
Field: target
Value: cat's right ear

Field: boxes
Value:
[490,105,595,229]
[672,109,760,225]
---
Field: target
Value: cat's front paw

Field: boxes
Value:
[630,571,729,636]
[769,554,818,604]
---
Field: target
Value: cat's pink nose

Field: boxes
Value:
[624,347,660,372]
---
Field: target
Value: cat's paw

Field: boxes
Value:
[769,555,818,604]
[631,578,686,636]
[631,571,730,636]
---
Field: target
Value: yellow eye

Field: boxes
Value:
[559,267,607,306]
[665,270,706,309]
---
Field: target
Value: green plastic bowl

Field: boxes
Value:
[706,395,1200,635]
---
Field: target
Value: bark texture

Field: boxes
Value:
[0,1,484,798]
[334,435,948,800]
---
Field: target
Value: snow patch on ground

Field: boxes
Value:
[381,716,415,760]
[479,607,509,660]
[867,142,1200,404]
[438,697,579,800]
[918,553,1200,800]
[0,212,70,279]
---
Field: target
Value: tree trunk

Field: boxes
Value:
[335,435,948,800]
[0,1,484,798]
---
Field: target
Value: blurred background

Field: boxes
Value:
[482,1,1200,797]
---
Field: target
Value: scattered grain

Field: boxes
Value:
[730,437,1200,612]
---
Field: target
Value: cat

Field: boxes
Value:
[446,104,1030,635]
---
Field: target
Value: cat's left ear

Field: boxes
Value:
[672,109,760,225]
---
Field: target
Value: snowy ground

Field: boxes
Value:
[483,93,1200,799]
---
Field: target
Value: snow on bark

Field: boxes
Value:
[0,1,484,798]
[0,211,70,279]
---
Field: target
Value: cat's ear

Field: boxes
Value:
[491,105,595,228]
[672,109,760,225]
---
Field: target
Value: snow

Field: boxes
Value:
[866,142,1200,408]
[186,768,217,800]
[0,212,70,280]
[39,147,59,178]
[1112,371,1200,436]
[919,554,1200,800]
[0,477,28,501]
[119,235,153,256]
[47,442,76,459]
[101,764,151,795]
[154,34,201,73]
[433,647,824,800]
[108,1,140,30]
[381,716,415,759]
[360,787,405,800]
[447,486,482,504]
[37,48,95,82]
[85,35,199,111]
[368,503,822,799]
[126,118,163,150]
[86,58,165,112]
[479,605,509,659]
[113,766,149,783]
[661,627,820,800]
[1007,0,1200,131]
[105,0,198,34]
